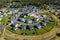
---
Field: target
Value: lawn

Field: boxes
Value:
[35,28,47,35]
[0,15,12,26]
[42,20,56,32]
[24,16,34,20]
[0,33,1,37]
[7,26,47,35]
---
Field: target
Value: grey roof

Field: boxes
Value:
[40,22,47,26]
[42,18,49,23]
[19,18,25,22]
[13,27,17,30]
[28,25,34,30]
[13,23,18,27]
[21,25,26,30]
[20,13,27,18]
[27,20,33,23]
[36,24,41,29]
[49,18,54,22]
[10,14,17,23]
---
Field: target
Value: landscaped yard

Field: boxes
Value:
[42,20,56,32]
[0,15,12,26]
[24,16,34,20]
[6,26,47,35]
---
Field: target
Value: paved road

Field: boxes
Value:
[4,27,56,40]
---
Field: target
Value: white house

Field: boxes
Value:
[19,18,25,22]
[27,20,33,24]
[36,24,41,29]
[21,25,26,30]
[28,25,34,30]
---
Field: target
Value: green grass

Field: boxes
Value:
[24,16,34,20]
[42,21,56,32]
[35,28,47,35]
[0,15,11,26]
[7,26,47,35]
[0,33,1,37]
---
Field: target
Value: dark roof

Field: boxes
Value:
[40,21,46,26]
[20,13,27,18]
[42,18,49,23]
[21,25,26,30]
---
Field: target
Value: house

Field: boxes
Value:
[32,7,37,12]
[0,11,7,21]
[40,21,47,26]
[8,22,12,25]
[28,25,34,30]
[13,23,18,27]
[3,12,7,16]
[18,18,25,22]
[20,25,26,30]
[49,4,60,9]
[34,18,40,22]
[49,18,54,22]
[0,18,2,21]
[20,13,27,18]
[8,14,18,25]
[27,20,33,24]
[0,15,3,18]
[51,10,60,16]
[43,15,47,18]
[13,27,18,30]
[42,18,49,23]
[0,11,7,16]
[36,24,41,29]
[22,8,27,12]
[13,23,18,30]
[9,14,17,23]
[8,20,14,25]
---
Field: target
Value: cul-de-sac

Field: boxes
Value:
[0,0,60,40]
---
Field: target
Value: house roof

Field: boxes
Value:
[13,27,17,30]
[19,18,25,22]
[40,21,47,26]
[13,23,18,27]
[21,25,26,30]
[36,24,41,29]
[28,25,34,30]
[27,20,33,23]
